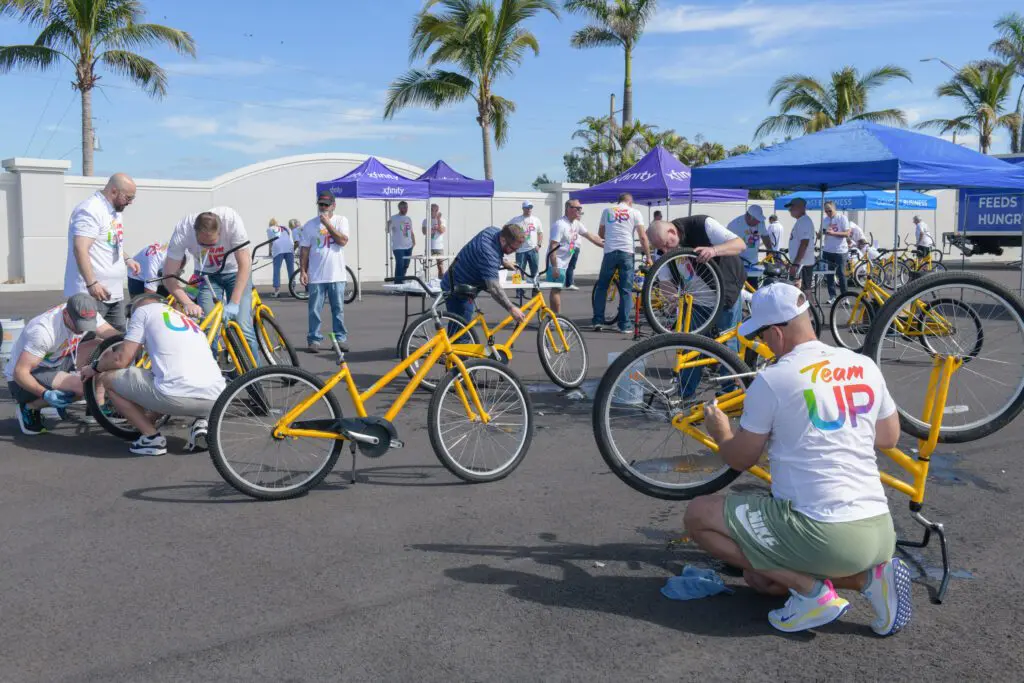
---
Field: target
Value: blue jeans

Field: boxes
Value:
[272,252,294,290]
[592,251,634,330]
[307,282,348,344]
[393,248,413,284]
[823,251,848,299]
[564,248,580,287]
[515,250,539,278]
[198,271,258,366]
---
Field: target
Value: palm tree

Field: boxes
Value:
[690,136,726,167]
[565,0,657,128]
[754,65,912,140]
[384,0,558,180]
[572,115,613,176]
[991,12,1024,152]
[917,61,1021,155]
[0,0,195,175]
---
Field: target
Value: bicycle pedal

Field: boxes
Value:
[389,439,404,449]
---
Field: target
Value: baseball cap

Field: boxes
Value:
[522,200,534,209]
[783,197,807,209]
[317,190,335,203]
[66,293,99,333]
[738,282,809,338]
[746,204,765,222]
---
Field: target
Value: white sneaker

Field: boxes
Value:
[187,418,209,452]
[567,285,579,291]
[130,433,167,456]
[768,580,849,633]
[861,558,913,636]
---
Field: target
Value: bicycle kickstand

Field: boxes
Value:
[896,503,951,604]
[348,440,359,485]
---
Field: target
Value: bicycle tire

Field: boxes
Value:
[917,298,983,360]
[288,268,309,300]
[863,271,1024,443]
[255,312,300,367]
[83,335,143,440]
[536,315,589,389]
[930,248,944,264]
[208,365,344,500]
[225,323,269,414]
[881,261,911,289]
[919,261,947,274]
[427,358,533,482]
[399,311,484,391]
[643,249,723,335]
[344,266,358,304]
[590,280,619,326]
[829,292,874,352]
[853,261,870,288]
[592,333,752,500]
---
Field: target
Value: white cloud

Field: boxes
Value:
[650,1,950,45]
[162,116,220,137]
[164,57,276,77]
[651,46,790,84]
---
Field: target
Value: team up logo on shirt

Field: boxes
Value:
[608,208,632,223]
[43,335,81,362]
[800,360,875,431]
[106,220,124,248]
[200,246,227,269]
[145,242,163,257]
[162,309,202,334]
[395,218,412,238]
[316,227,338,249]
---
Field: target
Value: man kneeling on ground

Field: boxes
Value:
[684,282,913,635]
[6,293,118,435]
[82,292,226,456]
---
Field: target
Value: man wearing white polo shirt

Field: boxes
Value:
[63,173,141,332]
[510,201,544,280]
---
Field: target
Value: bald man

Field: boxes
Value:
[63,173,140,332]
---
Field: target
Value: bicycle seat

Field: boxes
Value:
[453,284,478,299]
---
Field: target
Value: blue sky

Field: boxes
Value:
[0,0,1021,189]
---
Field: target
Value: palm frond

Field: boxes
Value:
[856,64,912,91]
[0,43,63,72]
[99,50,167,96]
[915,116,974,135]
[100,23,196,57]
[383,68,475,118]
[754,113,812,139]
[563,0,609,20]
[569,25,621,49]
[852,108,908,127]
[489,93,515,147]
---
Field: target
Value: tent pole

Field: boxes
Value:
[356,202,362,302]
[425,198,431,283]
[1019,193,1024,295]
[448,197,452,280]
[687,195,693,217]
[385,202,391,281]
[490,197,494,226]
[893,181,900,256]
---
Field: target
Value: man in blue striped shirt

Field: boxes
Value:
[445,224,526,325]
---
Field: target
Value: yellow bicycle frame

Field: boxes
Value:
[843,279,955,338]
[446,291,570,363]
[272,326,491,442]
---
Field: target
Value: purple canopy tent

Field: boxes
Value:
[416,161,495,272]
[317,157,430,299]
[569,147,748,218]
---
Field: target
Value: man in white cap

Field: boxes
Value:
[510,200,543,280]
[683,282,912,636]
[727,204,766,285]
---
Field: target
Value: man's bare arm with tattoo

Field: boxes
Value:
[484,278,526,323]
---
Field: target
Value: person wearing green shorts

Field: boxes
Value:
[684,282,914,636]
[545,200,603,315]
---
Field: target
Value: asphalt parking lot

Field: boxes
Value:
[2,264,1023,682]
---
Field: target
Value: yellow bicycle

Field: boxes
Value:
[208,276,535,500]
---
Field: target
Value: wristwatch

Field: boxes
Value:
[91,359,100,372]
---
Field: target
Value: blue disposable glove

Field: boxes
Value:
[223,302,240,321]
[661,565,734,601]
[43,389,75,410]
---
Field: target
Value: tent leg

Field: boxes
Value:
[687,196,693,217]
[1019,194,1024,295]
[893,182,901,255]
[356,202,362,302]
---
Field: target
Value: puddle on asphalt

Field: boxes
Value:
[926,453,1006,492]
[527,378,601,401]
[897,547,976,581]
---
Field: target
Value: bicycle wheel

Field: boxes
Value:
[225,323,270,414]
[536,315,589,389]
[930,248,944,264]
[590,280,619,326]
[853,260,870,288]
[427,358,533,482]
[829,292,874,352]
[83,335,143,440]
[918,260,947,274]
[643,249,723,335]
[209,366,343,500]
[255,312,300,367]
[881,261,911,289]
[288,269,309,300]
[344,266,358,304]
[863,271,1024,443]
[399,311,484,391]
[592,333,753,500]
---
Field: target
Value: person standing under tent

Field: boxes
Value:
[387,201,415,285]
[726,204,765,286]
[266,217,296,298]
[820,200,851,303]
[422,203,447,279]
[913,216,934,257]
[592,193,651,335]
[300,191,350,353]
[764,214,784,253]
[785,198,817,292]
[510,201,544,279]
[653,210,663,222]
[63,172,141,333]
[546,200,604,314]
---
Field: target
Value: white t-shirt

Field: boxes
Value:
[125,303,225,401]
[915,222,934,248]
[700,217,740,246]
[510,215,543,253]
[788,215,816,266]
[63,192,127,302]
[600,203,645,254]
[388,214,415,250]
[822,213,850,254]
[766,221,783,251]
[4,304,106,381]
[548,217,589,270]
[300,215,349,284]
[128,243,177,291]
[268,225,294,257]
[423,216,446,251]
[167,207,249,275]
[848,222,865,245]
[740,340,895,523]
[727,214,762,268]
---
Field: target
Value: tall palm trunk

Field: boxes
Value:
[80,85,94,176]
[622,46,633,128]
[1014,84,1024,153]
[479,117,493,180]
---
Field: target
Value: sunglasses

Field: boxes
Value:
[569,206,583,212]
[753,320,788,339]
[317,202,332,208]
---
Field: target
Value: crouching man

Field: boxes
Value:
[82,293,226,456]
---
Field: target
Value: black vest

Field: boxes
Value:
[671,215,744,309]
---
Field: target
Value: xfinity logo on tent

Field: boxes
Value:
[367,171,400,180]
[611,171,656,184]
[382,187,405,196]
[666,170,691,181]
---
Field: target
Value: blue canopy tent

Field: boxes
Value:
[317,157,430,298]
[774,190,938,248]
[416,161,495,275]
[692,121,1024,272]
